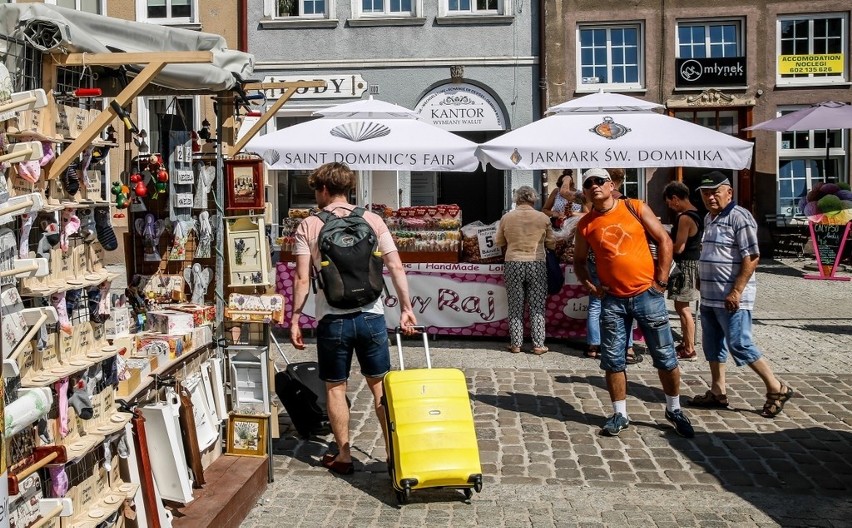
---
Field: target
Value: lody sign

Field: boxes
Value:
[261,75,367,99]
[676,57,747,87]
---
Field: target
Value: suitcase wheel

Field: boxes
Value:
[395,488,410,505]
[472,474,483,493]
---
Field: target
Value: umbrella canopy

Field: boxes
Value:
[246,97,479,172]
[476,92,753,170]
[745,101,852,132]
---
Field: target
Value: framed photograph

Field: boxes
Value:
[226,412,268,457]
[225,216,271,287]
[225,158,264,211]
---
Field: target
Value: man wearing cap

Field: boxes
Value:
[574,168,694,438]
[688,171,794,418]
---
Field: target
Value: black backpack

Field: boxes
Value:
[313,207,386,309]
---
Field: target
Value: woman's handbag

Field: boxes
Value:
[545,249,564,295]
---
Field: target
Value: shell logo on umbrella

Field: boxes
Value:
[589,116,631,140]
[330,121,391,142]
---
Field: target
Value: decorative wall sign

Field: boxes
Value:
[225,159,264,211]
[415,82,506,131]
[675,57,747,88]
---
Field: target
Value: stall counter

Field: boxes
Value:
[276,261,589,339]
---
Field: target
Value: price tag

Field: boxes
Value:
[476,225,501,259]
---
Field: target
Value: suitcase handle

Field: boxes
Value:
[393,326,430,371]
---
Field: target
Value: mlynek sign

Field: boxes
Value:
[778,54,844,75]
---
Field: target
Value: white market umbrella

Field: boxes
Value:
[476,91,753,170]
[246,97,480,172]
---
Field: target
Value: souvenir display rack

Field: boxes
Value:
[0,31,324,528]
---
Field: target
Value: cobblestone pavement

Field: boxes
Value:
[242,259,852,527]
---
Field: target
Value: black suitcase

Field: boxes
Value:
[272,334,349,439]
[274,361,331,438]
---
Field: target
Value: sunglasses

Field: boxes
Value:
[583,177,610,189]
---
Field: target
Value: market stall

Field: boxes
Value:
[0,7,319,527]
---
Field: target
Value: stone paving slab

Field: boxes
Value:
[234,258,852,527]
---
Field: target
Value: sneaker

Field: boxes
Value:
[665,409,695,438]
[601,412,630,436]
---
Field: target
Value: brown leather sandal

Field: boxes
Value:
[584,345,599,359]
[760,385,794,418]
[688,390,729,408]
[321,453,354,475]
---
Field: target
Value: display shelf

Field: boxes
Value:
[20,345,120,388]
[27,498,73,528]
[397,250,459,263]
[0,192,45,224]
[20,271,120,297]
[64,492,124,528]
[4,307,58,377]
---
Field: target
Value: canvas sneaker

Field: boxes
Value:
[665,409,695,438]
[601,412,630,436]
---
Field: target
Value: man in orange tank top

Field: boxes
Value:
[574,169,694,439]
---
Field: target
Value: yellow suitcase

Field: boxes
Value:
[382,327,483,504]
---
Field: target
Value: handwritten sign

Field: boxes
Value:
[805,221,851,281]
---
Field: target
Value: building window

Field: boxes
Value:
[677,21,741,58]
[47,0,104,14]
[447,0,498,13]
[577,24,643,90]
[777,108,847,217]
[136,0,196,24]
[137,96,197,157]
[777,14,847,85]
[361,0,411,15]
[264,0,336,19]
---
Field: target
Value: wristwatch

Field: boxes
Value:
[655,279,668,289]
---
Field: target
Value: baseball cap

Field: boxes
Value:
[696,171,731,189]
[582,168,611,184]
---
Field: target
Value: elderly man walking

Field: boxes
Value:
[574,168,694,438]
[688,171,794,417]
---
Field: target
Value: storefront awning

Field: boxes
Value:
[0,4,253,92]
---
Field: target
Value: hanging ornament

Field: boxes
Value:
[111,181,129,209]
[156,169,169,183]
[135,182,148,198]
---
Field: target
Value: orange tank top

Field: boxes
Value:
[578,199,654,297]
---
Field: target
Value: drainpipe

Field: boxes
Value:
[538,0,548,202]
[238,0,248,52]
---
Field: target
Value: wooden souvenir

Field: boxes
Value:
[225,159,264,211]
[225,216,271,287]
[226,413,268,457]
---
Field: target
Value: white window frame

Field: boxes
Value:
[776,13,848,86]
[45,0,106,14]
[776,105,848,216]
[438,0,509,17]
[675,18,743,59]
[263,0,335,19]
[135,0,198,25]
[575,23,645,92]
[352,0,422,18]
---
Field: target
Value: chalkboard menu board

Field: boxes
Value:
[807,221,852,280]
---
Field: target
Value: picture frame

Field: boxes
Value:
[226,412,268,457]
[225,216,271,287]
[225,158,265,211]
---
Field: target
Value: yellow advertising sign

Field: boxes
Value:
[779,54,844,75]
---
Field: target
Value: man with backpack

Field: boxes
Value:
[290,162,417,475]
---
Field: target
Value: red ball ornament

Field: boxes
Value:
[157,169,169,183]
[135,182,148,197]
[130,173,142,184]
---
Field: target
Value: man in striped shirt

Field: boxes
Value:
[688,171,794,418]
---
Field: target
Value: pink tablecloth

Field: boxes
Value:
[276,261,589,340]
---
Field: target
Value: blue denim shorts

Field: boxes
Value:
[600,287,678,372]
[316,311,391,382]
[700,305,763,366]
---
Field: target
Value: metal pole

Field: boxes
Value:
[215,99,226,344]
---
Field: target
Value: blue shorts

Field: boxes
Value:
[316,311,391,382]
[700,305,763,366]
[600,287,678,372]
